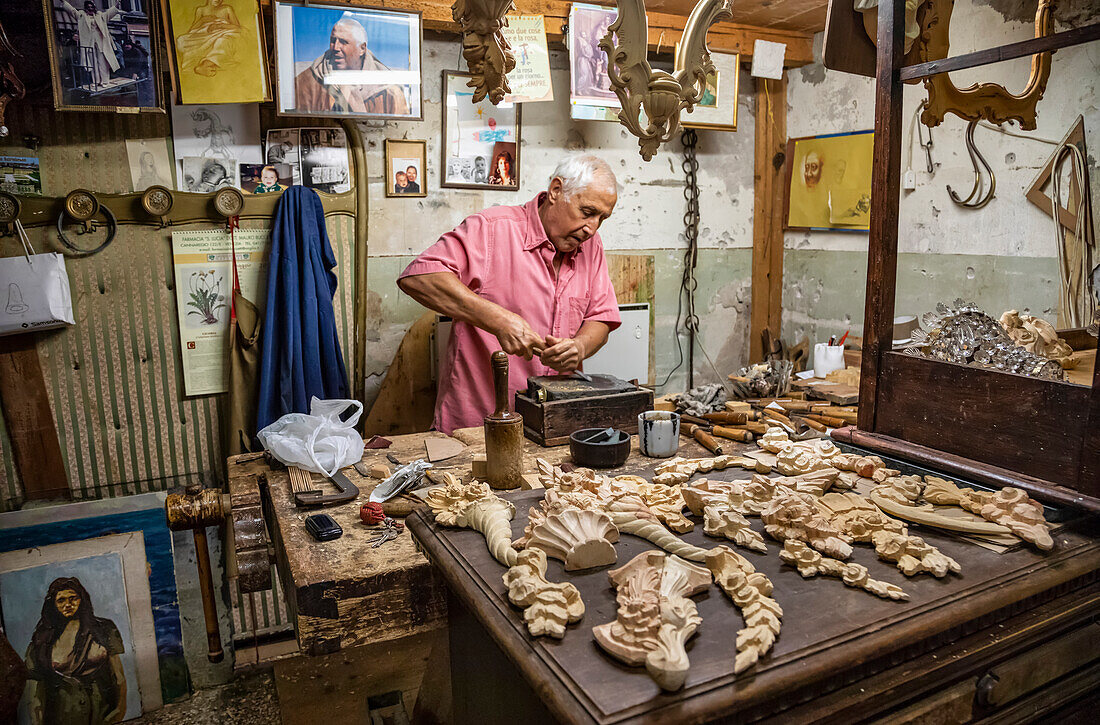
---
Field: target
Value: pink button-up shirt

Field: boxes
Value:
[399,193,621,433]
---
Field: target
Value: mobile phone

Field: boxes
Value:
[305,513,343,541]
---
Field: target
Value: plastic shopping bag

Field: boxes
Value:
[0,220,74,336]
[256,397,364,477]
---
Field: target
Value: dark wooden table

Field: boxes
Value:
[408,458,1100,724]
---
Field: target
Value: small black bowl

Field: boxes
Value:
[569,427,631,469]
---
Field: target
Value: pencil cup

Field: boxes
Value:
[638,411,680,458]
[813,343,845,379]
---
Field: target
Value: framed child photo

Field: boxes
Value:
[273,0,423,120]
[441,70,521,191]
[42,0,165,112]
[384,139,426,198]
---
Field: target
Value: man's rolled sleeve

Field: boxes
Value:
[584,240,622,331]
[398,214,489,290]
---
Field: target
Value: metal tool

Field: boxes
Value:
[947,121,996,209]
[367,517,404,548]
[295,469,360,507]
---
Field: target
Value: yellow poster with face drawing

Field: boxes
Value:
[167,0,269,104]
[787,130,874,231]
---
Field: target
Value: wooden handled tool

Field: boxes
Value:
[712,425,753,442]
[703,411,754,425]
[688,424,724,455]
[761,408,795,431]
[680,413,712,428]
[777,400,816,413]
[484,351,523,490]
[798,417,828,433]
[807,413,846,428]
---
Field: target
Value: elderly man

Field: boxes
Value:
[294,13,409,115]
[398,154,621,433]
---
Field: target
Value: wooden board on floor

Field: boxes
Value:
[363,311,437,436]
[607,254,656,386]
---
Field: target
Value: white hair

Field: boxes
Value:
[334,13,368,46]
[549,154,617,197]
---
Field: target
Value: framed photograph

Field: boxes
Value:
[784,129,874,232]
[239,163,291,194]
[42,0,164,112]
[441,70,521,191]
[273,1,422,120]
[568,3,618,108]
[681,51,740,132]
[180,156,239,192]
[165,0,271,104]
[301,127,351,194]
[0,533,163,723]
[384,139,426,198]
[265,127,302,184]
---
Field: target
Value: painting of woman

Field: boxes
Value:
[174,0,242,78]
[24,577,127,724]
[488,150,515,187]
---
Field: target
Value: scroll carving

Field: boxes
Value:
[503,548,585,638]
[780,541,909,601]
[593,551,711,691]
[706,546,782,673]
[525,508,619,570]
[600,0,734,159]
[452,0,517,105]
[760,493,854,559]
[425,477,517,566]
[653,454,766,486]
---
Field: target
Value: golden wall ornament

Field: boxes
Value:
[919,0,1053,130]
[452,0,518,104]
[599,0,734,160]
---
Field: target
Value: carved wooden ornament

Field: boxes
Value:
[599,0,734,160]
[780,540,909,601]
[503,548,585,638]
[425,477,517,566]
[706,546,782,673]
[452,0,517,104]
[653,454,767,486]
[593,550,711,691]
[525,508,619,570]
[760,492,854,560]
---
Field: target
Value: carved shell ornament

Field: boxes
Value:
[600,0,734,160]
[452,0,517,105]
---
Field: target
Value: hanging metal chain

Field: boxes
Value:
[681,128,700,388]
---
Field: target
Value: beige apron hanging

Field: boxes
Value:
[225,218,262,455]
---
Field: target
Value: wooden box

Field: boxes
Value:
[514,388,654,446]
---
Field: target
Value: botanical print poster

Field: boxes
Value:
[501,15,553,104]
[171,228,269,396]
[168,0,269,103]
[787,130,874,231]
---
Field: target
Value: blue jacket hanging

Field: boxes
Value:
[255,186,349,434]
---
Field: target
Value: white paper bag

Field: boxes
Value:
[0,221,74,336]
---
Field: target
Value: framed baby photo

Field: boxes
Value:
[272,0,423,120]
[441,70,521,191]
[42,0,165,112]
[680,51,740,132]
[384,139,426,198]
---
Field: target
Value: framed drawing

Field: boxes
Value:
[273,1,423,120]
[0,533,163,723]
[568,3,618,109]
[784,129,874,232]
[165,0,270,104]
[384,139,426,198]
[441,70,520,191]
[42,0,164,112]
[681,51,740,132]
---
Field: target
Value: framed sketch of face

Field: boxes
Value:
[383,139,426,198]
[41,0,165,112]
[441,70,521,191]
[273,1,422,120]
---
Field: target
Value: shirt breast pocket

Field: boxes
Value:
[565,296,590,336]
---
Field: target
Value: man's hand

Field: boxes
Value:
[539,335,585,373]
[493,309,545,360]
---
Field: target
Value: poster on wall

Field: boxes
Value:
[568,3,618,109]
[501,15,553,104]
[166,0,270,104]
[0,156,43,195]
[170,103,262,190]
[0,533,164,724]
[41,0,163,112]
[171,228,268,396]
[273,1,423,120]
[785,130,874,232]
[441,70,520,190]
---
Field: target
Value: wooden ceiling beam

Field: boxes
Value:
[361,0,816,65]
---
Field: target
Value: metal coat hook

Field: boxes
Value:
[947,120,996,209]
[917,102,934,174]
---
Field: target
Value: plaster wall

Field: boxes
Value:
[782,0,1099,344]
[359,39,760,404]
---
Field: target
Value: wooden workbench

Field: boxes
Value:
[406,453,1100,724]
[226,429,718,657]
